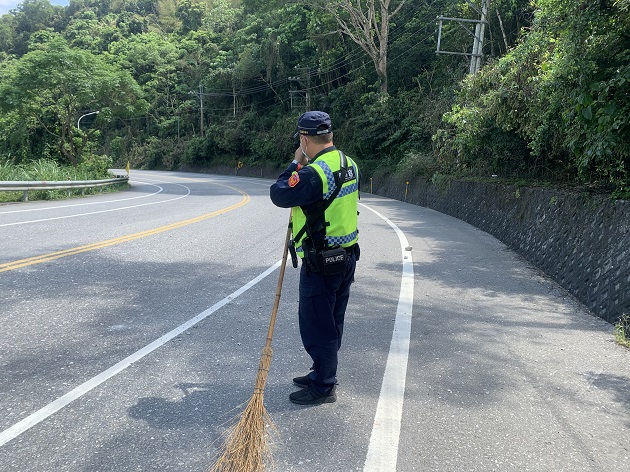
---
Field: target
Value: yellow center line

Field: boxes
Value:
[1,189,250,273]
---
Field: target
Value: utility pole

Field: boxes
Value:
[189,85,205,137]
[469,0,489,74]
[233,81,237,118]
[288,66,311,112]
[304,67,311,110]
[436,0,490,75]
[199,84,204,137]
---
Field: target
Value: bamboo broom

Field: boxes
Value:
[209,214,293,472]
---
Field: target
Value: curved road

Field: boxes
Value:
[0,170,628,471]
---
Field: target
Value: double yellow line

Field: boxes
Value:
[1,191,250,273]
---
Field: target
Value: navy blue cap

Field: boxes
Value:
[294,111,332,138]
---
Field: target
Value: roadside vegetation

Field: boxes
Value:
[615,315,630,349]
[0,0,627,198]
[0,156,117,202]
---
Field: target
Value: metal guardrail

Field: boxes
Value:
[0,176,129,201]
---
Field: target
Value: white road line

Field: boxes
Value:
[361,202,415,472]
[0,260,282,448]
[0,181,163,215]
[0,183,191,227]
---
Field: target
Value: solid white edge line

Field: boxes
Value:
[360,202,414,472]
[0,260,282,448]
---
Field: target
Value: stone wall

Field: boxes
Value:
[372,175,630,325]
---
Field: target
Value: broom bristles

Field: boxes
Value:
[209,346,276,472]
[210,216,292,471]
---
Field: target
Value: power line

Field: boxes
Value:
[179,2,449,119]
[200,1,444,96]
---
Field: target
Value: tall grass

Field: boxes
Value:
[0,160,13,181]
[0,158,117,202]
[615,315,630,349]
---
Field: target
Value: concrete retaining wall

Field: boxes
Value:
[372,175,629,325]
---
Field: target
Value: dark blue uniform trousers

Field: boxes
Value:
[298,253,356,394]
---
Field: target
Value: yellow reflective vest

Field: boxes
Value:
[292,150,359,257]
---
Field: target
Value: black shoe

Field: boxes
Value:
[292,374,312,389]
[289,385,336,405]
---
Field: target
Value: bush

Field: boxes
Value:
[435,0,630,194]
[249,114,296,165]
[78,154,113,178]
[394,151,438,179]
[615,314,630,349]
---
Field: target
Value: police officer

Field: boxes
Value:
[270,111,360,405]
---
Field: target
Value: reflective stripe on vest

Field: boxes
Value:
[292,150,359,257]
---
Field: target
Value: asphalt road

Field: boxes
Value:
[1,169,628,472]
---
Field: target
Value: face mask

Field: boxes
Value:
[300,139,309,160]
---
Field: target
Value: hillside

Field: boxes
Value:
[0,0,627,196]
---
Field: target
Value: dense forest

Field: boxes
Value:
[0,0,628,196]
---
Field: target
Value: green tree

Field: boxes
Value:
[176,0,207,35]
[0,13,16,56]
[155,0,182,33]
[205,0,241,34]
[107,32,186,135]
[0,36,148,165]
[64,9,102,51]
[9,0,64,55]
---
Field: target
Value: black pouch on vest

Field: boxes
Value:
[319,247,347,275]
[288,240,298,268]
[302,238,320,273]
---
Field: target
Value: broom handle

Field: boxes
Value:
[264,212,293,348]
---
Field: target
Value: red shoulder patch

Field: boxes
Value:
[288,171,300,187]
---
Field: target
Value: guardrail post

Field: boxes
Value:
[22,190,28,202]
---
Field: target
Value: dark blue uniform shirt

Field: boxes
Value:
[270,162,322,208]
[269,146,339,208]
